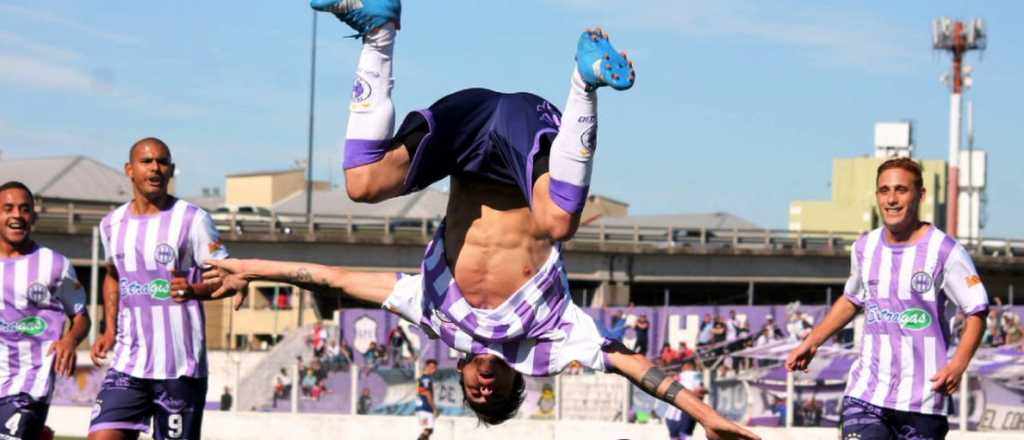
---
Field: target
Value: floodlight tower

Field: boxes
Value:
[932,17,985,239]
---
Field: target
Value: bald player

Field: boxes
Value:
[88,138,235,440]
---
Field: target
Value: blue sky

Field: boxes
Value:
[0,1,1021,237]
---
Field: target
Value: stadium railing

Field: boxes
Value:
[31,204,1024,257]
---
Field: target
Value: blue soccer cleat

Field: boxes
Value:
[310,0,401,37]
[575,27,635,91]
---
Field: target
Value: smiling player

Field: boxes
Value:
[787,158,989,440]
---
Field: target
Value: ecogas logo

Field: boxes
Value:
[120,279,172,300]
[0,316,48,336]
[866,304,933,330]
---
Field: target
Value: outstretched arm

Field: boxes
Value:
[786,296,859,371]
[603,343,760,440]
[206,259,397,306]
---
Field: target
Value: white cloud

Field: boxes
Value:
[0,3,145,47]
[0,30,80,62]
[0,53,94,92]
[0,115,119,159]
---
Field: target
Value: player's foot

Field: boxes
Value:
[575,27,635,91]
[311,0,401,37]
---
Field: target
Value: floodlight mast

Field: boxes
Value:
[933,17,985,239]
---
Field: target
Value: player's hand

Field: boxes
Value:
[170,273,195,303]
[49,335,78,377]
[205,258,247,278]
[785,341,817,372]
[930,360,966,395]
[204,259,251,309]
[40,426,54,440]
[90,332,115,367]
[701,413,761,440]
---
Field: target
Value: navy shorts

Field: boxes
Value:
[395,88,561,203]
[840,396,949,440]
[89,369,208,439]
[0,394,49,439]
[666,413,697,439]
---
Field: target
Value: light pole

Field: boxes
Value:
[305,11,318,224]
[932,17,985,239]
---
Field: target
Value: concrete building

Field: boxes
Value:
[580,194,629,224]
[205,281,319,350]
[223,168,329,208]
[789,122,948,234]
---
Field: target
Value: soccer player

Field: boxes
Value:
[664,361,706,440]
[0,181,91,439]
[786,158,989,440]
[207,3,758,437]
[87,138,232,440]
[415,359,438,440]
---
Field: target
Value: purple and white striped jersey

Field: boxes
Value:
[0,245,86,401]
[99,199,228,380]
[843,226,988,415]
[384,224,609,376]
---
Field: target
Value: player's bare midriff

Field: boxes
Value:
[444,175,553,309]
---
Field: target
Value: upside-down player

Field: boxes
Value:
[209,1,758,438]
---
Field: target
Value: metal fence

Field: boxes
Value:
[31,204,1024,257]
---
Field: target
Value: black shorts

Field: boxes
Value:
[0,394,49,440]
[840,396,949,440]
[89,369,208,440]
[395,88,561,203]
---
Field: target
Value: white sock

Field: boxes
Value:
[343,23,397,169]
[547,69,597,213]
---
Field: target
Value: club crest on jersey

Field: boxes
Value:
[154,243,177,265]
[910,271,933,294]
[27,282,49,304]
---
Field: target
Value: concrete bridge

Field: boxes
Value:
[33,212,1024,306]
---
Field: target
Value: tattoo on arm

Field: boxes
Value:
[292,268,313,283]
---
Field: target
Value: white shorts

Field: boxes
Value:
[416,410,435,429]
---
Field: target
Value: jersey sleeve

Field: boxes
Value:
[99,221,113,264]
[553,302,609,373]
[941,245,989,316]
[842,248,865,307]
[54,257,87,317]
[189,209,229,265]
[382,273,426,326]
